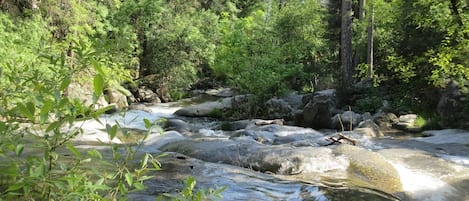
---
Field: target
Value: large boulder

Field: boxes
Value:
[174,95,251,118]
[437,80,466,127]
[280,93,305,110]
[160,138,342,175]
[174,97,231,117]
[356,119,383,137]
[331,111,362,130]
[67,81,108,110]
[373,112,399,129]
[133,86,161,104]
[265,98,294,120]
[106,88,129,110]
[303,89,338,129]
[334,144,403,195]
[394,114,423,132]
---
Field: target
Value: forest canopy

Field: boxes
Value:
[0,0,468,121]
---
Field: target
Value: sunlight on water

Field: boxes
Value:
[438,154,469,167]
[391,162,456,201]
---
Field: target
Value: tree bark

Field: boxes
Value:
[367,4,374,78]
[341,0,353,88]
[353,0,366,72]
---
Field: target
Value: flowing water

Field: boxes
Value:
[69,99,469,201]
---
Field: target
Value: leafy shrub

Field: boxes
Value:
[355,96,383,113]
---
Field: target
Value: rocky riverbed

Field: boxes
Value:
[62,96,469,201]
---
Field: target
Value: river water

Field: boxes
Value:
[71,99,469,201]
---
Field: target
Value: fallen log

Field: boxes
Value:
[325,133,357,146]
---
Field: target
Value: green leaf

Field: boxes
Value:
[40,100,53,116]
[39,99,53,124]
[143,118,151,129]
[141,153,149,169]
[94,105,116,117]
[15,144,24,156]
[186,176,196,191]
[93,74,105,97]
[66,143,81,158]
[6,183,24,192]
[133,182,146,191]
[59,76,72,92]
[46,121,62,132]
[106,124,118,140]
[17,103,34,121]
[88,149,103,160]
[125,172,133,186]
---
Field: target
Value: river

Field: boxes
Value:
[71,98,469,201]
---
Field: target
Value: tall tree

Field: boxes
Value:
[340,0,353,88]
[367,4,374,78]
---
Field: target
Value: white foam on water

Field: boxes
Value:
[438,154,469,167]
[71,107,174,144]
[301,151,349,174]
[391,162,456,201]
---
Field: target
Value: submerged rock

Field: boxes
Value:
[334,144,403,196]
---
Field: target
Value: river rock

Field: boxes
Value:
[106,88,129,110]
[205,88,236,97]
[265,98,294,119]
[332,111,362,130]
[144,131,187,150]
[303,89,338,129]
[280,93,305,110]
[394,114,422,132]
[356,119,383,137]
[174,97,231,117]
[378,148,469,201]
[160,138,342,175]
[164,119,195,135]
[221,119,260,131]
[133,86,161,103]
[373,112,399,129]
[231,124,324,145]
[437,80,465,127]
[334,144,403,195]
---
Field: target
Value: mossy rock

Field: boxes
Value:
[334,144,403,195]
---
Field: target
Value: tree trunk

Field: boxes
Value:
[341,0,353,88]
[367,4,374,78]
[353,0,366,72]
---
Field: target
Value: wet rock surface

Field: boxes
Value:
[59,99,469,201]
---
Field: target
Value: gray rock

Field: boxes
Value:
[361,112,373,121]
[106,88,129,110]
[161,138,336,175]
[394,114,423,132]
[205,88,236,97]
[373,112,399,129]
[165,119,194,135]
[357,119,383,137]
[265,98,294,119]
[332,111,362,130]
[303,89,337,129]
[174,98,230,117]
[334,144,403,195]
[437,80,465,126]
[134,86,161,103]
[280,93,305,110]
[144,131,187,149]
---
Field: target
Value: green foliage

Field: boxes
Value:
[355,96,383,113]
[0,38,160,200]
[158,176,226,201]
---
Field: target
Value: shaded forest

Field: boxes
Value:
[0,0,468,199]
